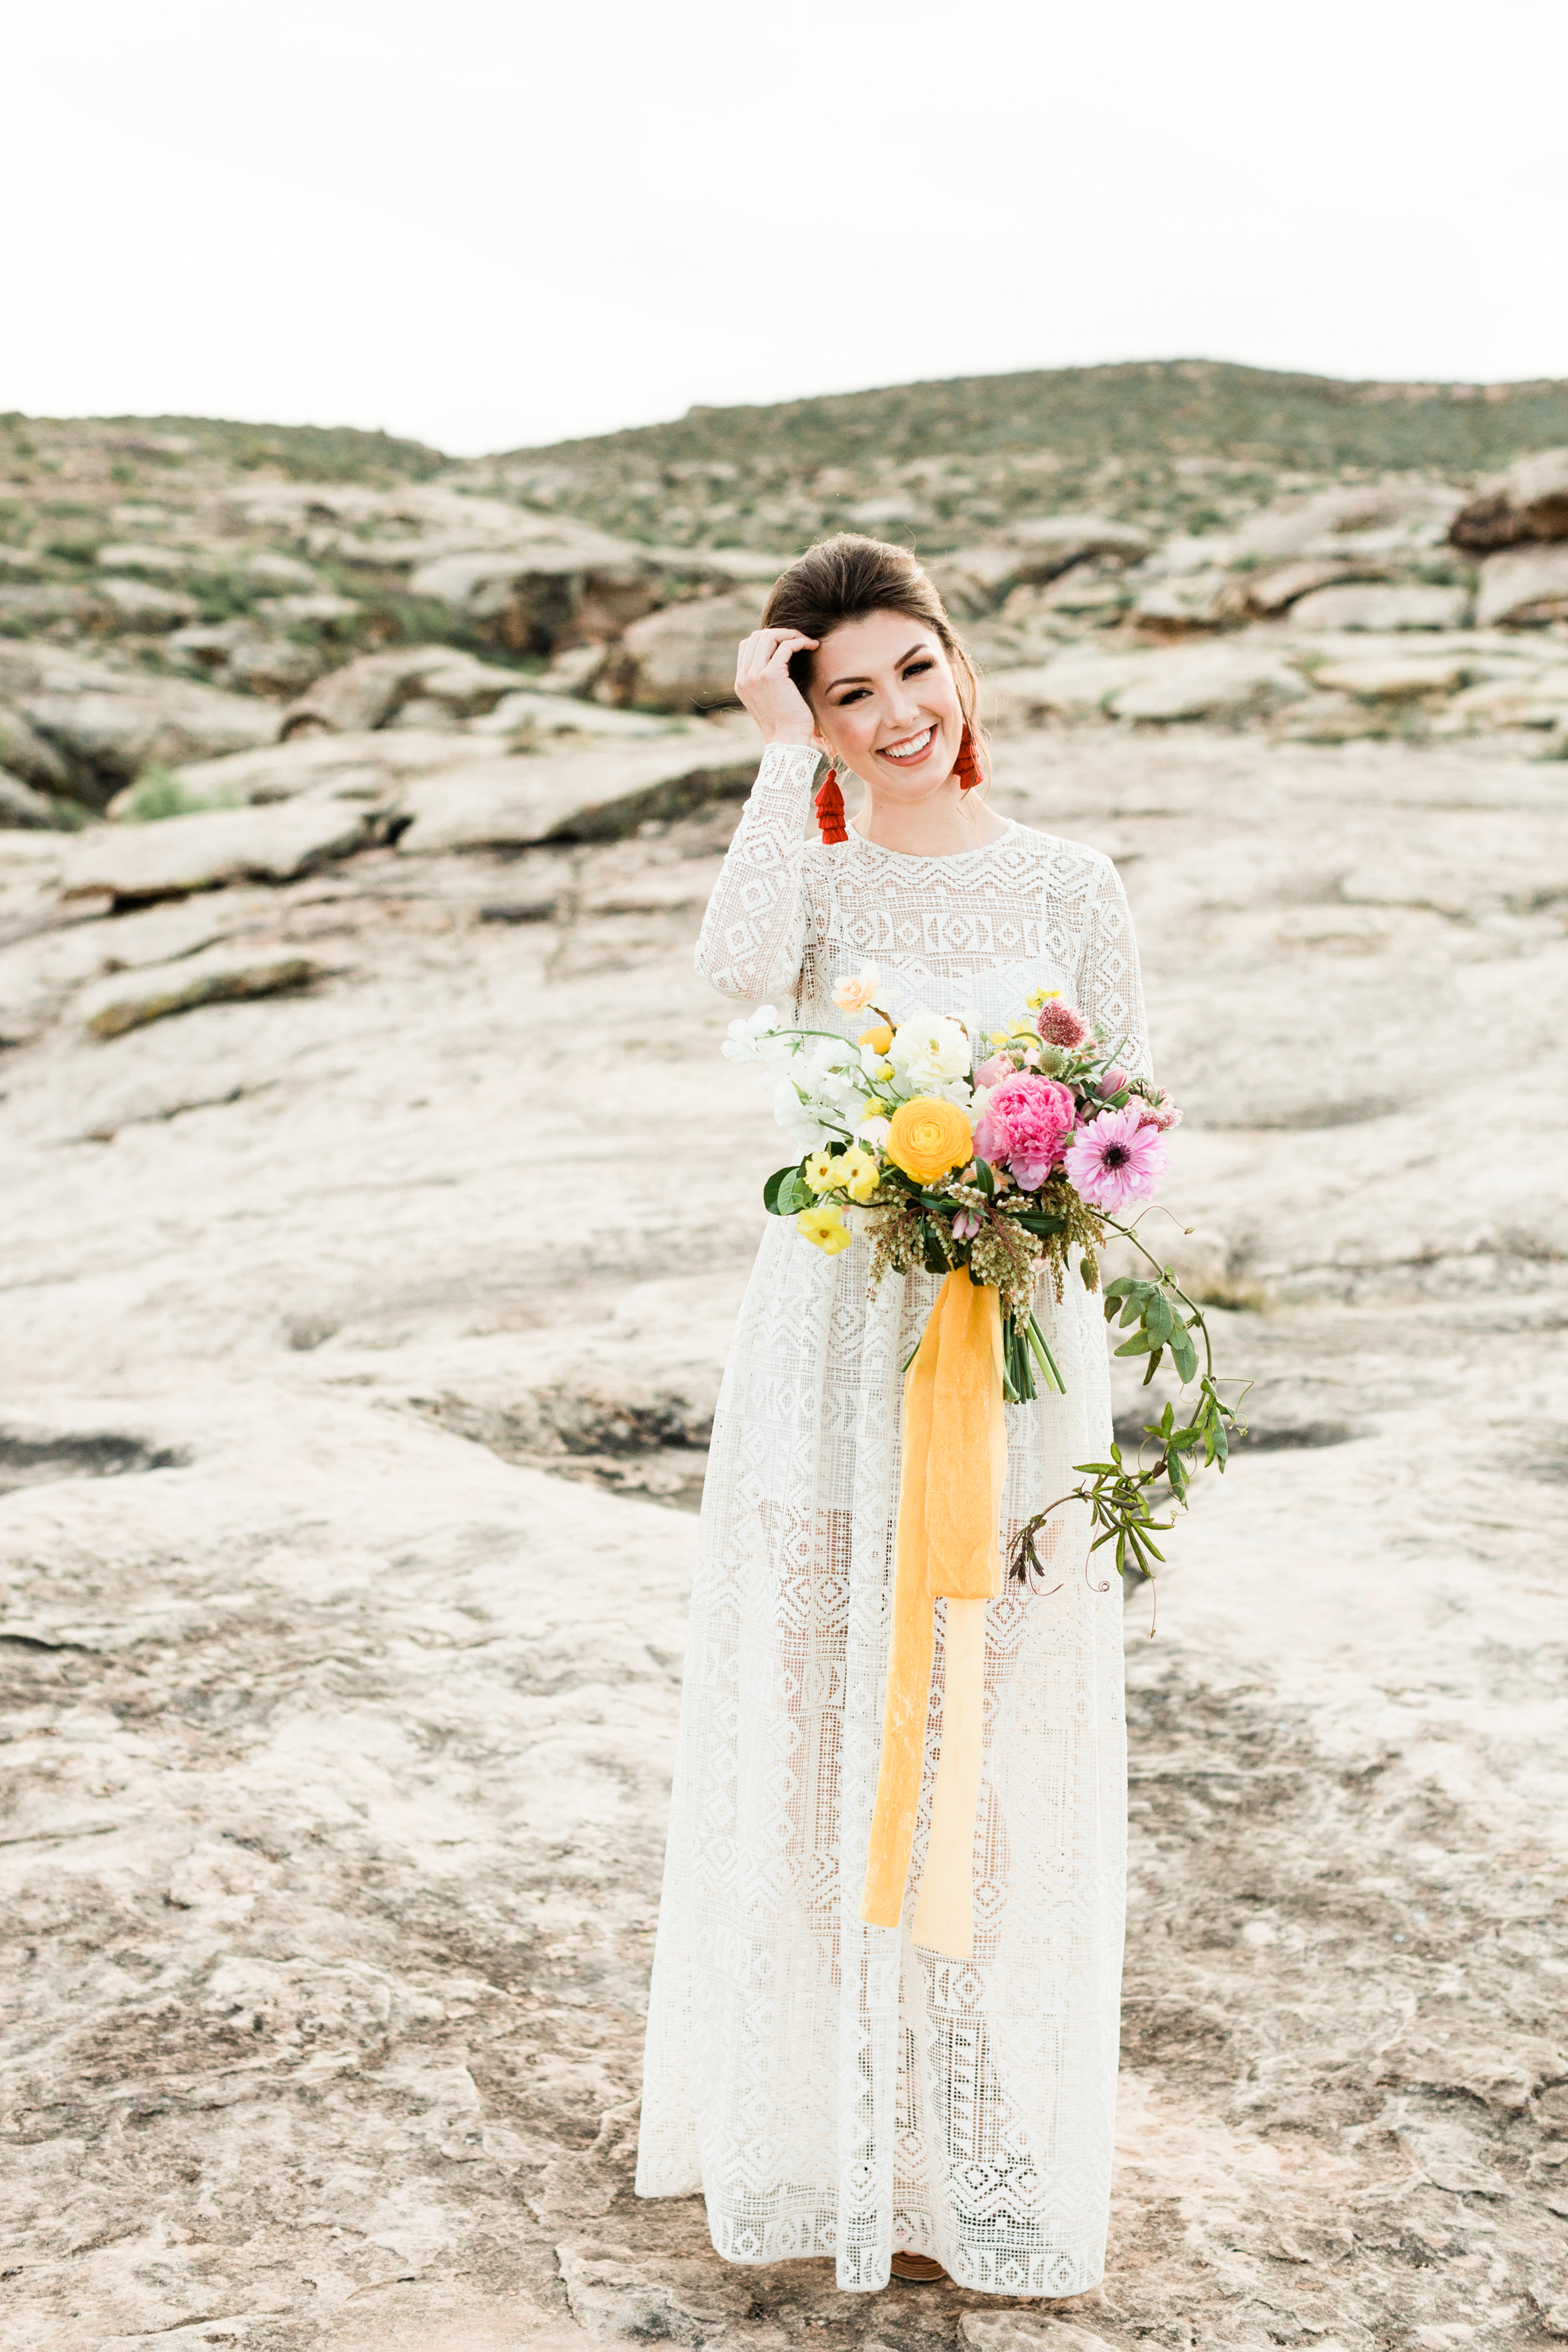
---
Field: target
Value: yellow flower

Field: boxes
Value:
[1025,987,1062,1011]
[802,1149,840,1194]
[796,1203,853,1255]
[873,1058,895,1082]
[858,1022,894,1057]
[884,1097,974,1185]
[836,1144,879,1201]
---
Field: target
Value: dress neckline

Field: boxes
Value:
[844,819,1018,863]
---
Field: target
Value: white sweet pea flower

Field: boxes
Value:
[721,1004,782,1062]
[771,1077,833,1156]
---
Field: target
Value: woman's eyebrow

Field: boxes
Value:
[826,641,930,691]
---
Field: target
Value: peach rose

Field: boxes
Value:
[884,1097,974,1186]
[833,964,880,1014]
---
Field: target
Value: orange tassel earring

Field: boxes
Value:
[954,721,985,793]
[815,770,848,845]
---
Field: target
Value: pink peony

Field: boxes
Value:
[972,1072,1076,1190]
[975,1051,1015,1089]
[1065,1106,1169,1213]
[1036,1000,1095,1051]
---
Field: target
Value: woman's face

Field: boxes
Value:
[808,608,966,804]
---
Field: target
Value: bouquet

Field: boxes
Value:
[723,964,1246,1592]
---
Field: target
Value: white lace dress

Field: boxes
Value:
[636,745,1152,2296]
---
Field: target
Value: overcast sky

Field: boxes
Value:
[6,0,1566,457]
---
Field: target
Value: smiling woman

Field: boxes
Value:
[637,535,1150,2297]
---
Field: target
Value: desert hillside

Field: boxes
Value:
[2,365,1567,2351]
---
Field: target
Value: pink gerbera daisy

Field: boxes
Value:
[1065,1105,1169,1213]
[1036,1000,1095,1051]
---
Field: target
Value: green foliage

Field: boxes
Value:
[1008,1244,1249,1600]
[500,358,1568,554]
[118,767,237,822]
[89,414,447,484]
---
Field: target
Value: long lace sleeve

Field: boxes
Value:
[693,743,821,1000]
[1075,851,1152,1079]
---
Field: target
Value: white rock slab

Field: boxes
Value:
[1109,644,1308,721]
[1313,651,1473,699]
[78,945,331,1037]
[1476,543,1568,627]
[1287,581,1472,632]
[60,800,379,901]
[157,728,503,809]
[395,729,760,855]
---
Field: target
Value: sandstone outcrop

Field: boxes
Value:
[1475,542,1568,627]
[1450,445,1568,550]
[591,590,767,712]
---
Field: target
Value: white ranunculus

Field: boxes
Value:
[856,1114,891,1148]
[891,1014,971,1092]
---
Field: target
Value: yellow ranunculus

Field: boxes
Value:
[836,1144,879,1202]
[858,1022,894,1057]
[802,1149,839,1195]
[796,1203,853,1255]
[884,1097,974,1185]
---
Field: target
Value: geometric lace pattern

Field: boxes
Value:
[637,746,1150,2293]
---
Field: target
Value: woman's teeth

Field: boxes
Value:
[882,726,934,761]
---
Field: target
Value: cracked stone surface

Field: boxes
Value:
[2,718,1566,2350]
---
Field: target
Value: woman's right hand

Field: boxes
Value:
[735,627,820,746]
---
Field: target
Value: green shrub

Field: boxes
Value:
[119,766,238,822]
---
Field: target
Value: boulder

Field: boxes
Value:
[96,577,201,631]
[467,691,688,742]
[1233,478,1466,561]
[1287,583,1472,632]
[1241,557,1377,615]
[1450,447,1568,551]
[0,768,64,829]
[409,532,666,655]
[167,622,322,699]
[281,647,521,738]
[142,727,503,811]
[251,592,360,629]
[1475,543,1568,628]
[59,799,379,902]
[0,702,72,794]
[245,552,323,590]
[933,517,1150,615]
[0,583,104,627]
[1313,652,1472,701]
[593,590,767,713]
[20,677,281,800]
[983,652,1154,724]
[395,728,760,855]
[1109,644,1308,723]
[1434,670,1568,734]
[96,543,195,578]
[79,946,331,1038]
[1131,570,1236,631]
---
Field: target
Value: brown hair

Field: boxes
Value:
[761,533,988,779]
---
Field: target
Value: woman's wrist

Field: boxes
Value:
[760,728,817,749]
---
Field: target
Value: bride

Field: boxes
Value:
[636,534,1149,2296]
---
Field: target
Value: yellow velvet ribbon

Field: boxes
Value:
[859,1269,1007,1959]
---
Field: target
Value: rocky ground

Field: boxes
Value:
[2,384,1568,2350]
